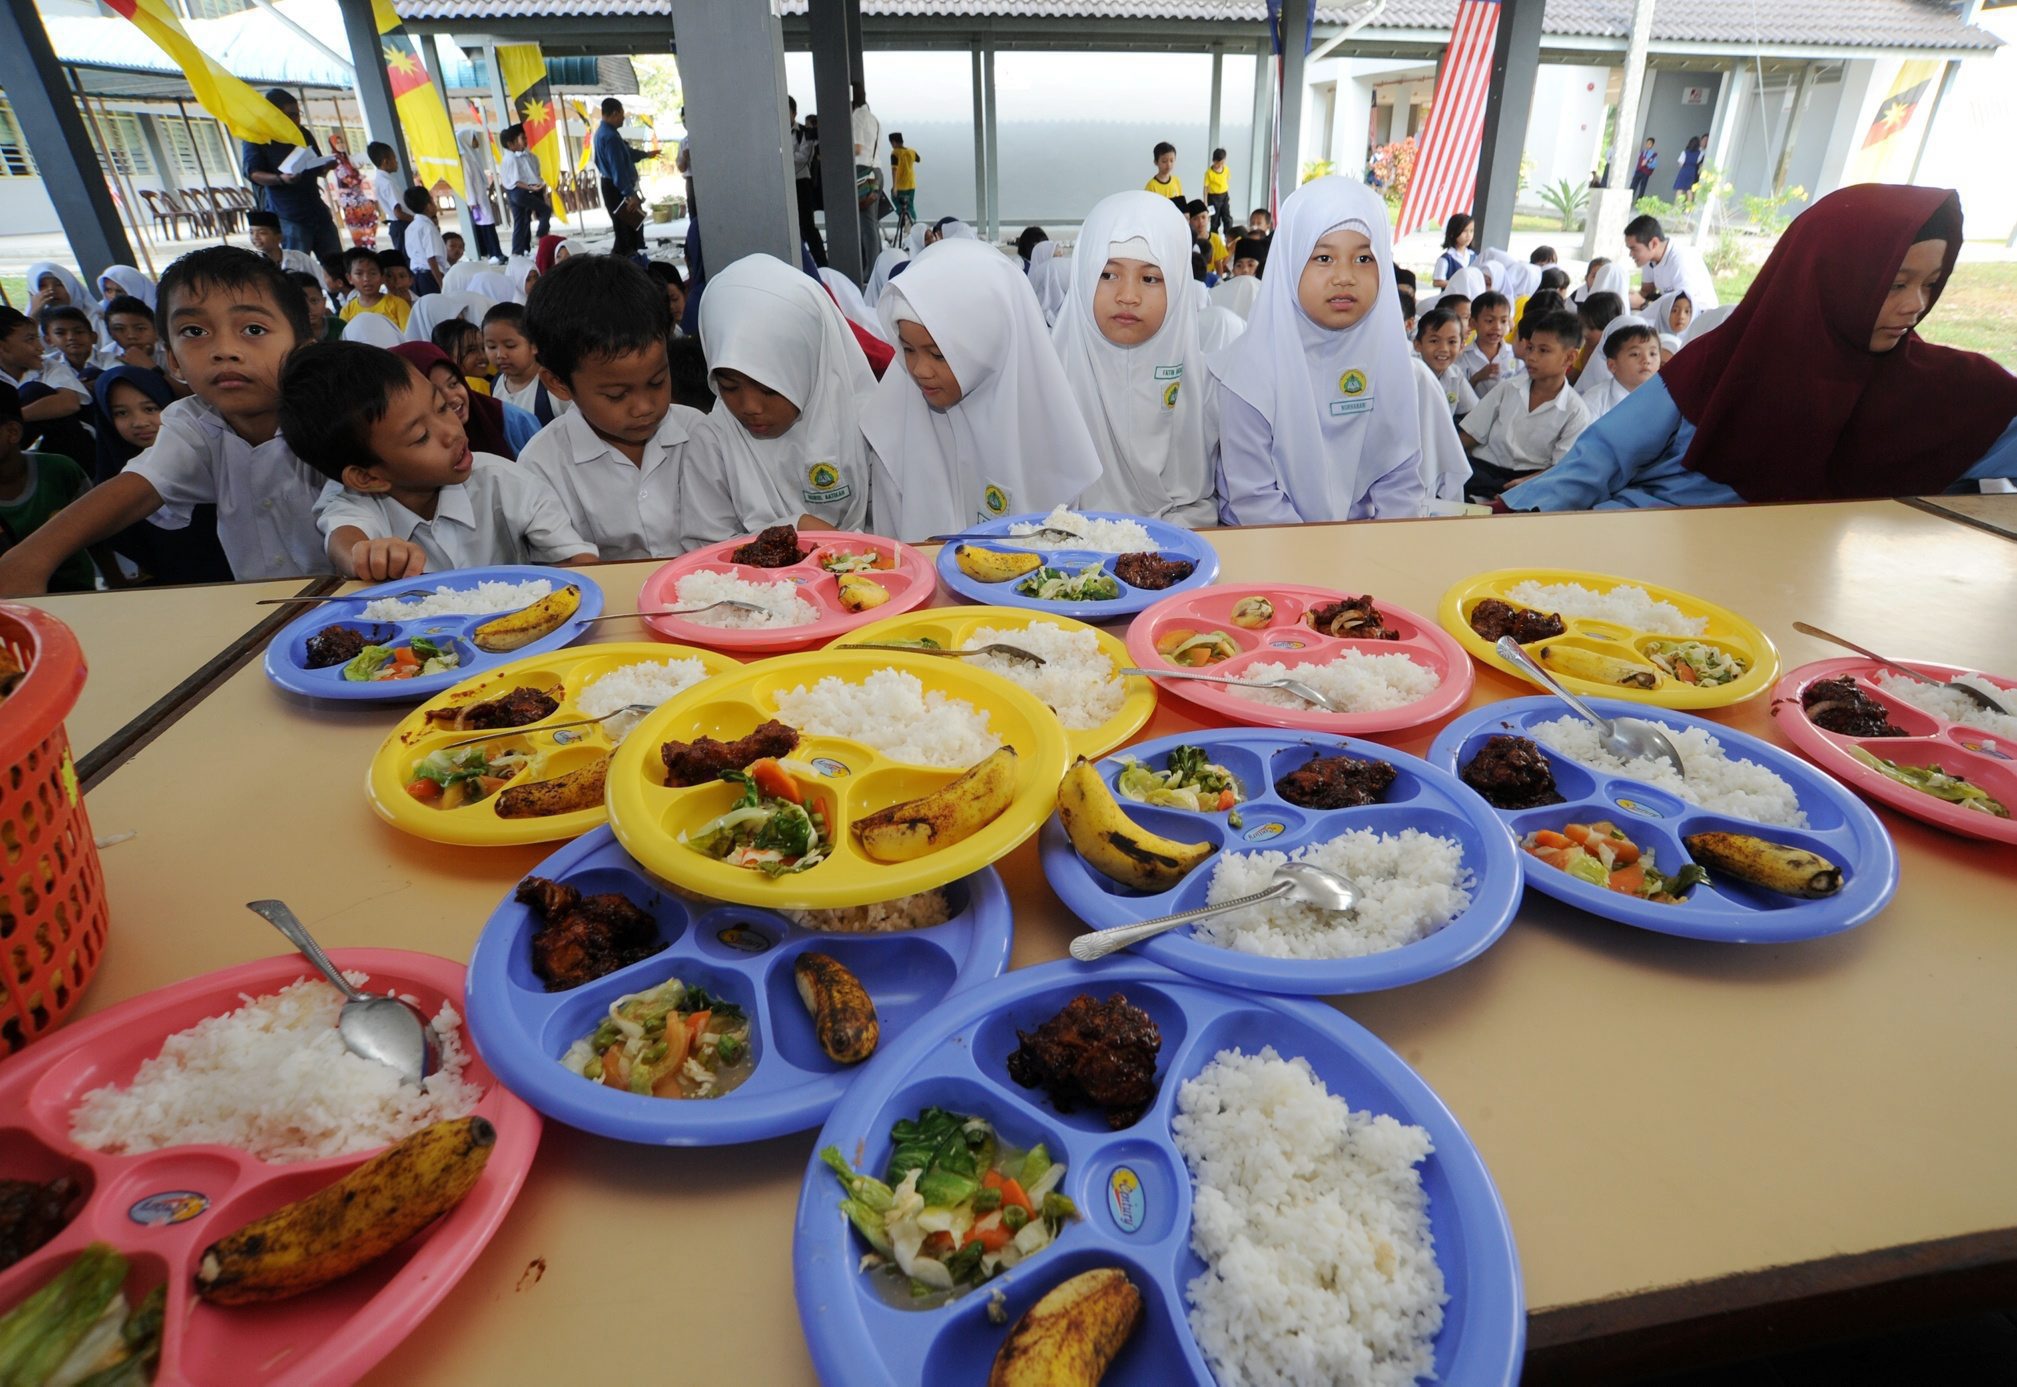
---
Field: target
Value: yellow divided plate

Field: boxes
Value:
[1439,568,1779,709]
[606,649,1071,909]
[367,642,742,846]
[825,604,1156,760]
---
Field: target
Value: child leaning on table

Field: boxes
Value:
[0,382,117,593]
[1459,309,1591,503]
[280,342,595,581]
[0,247,331,596]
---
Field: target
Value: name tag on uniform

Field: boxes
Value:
[1329,398,1374,417]
[1153,365,1183,381]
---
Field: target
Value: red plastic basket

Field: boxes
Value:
[0,603,107,1054]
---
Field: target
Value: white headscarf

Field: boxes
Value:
[1032,253,1071,326]
[341,313,405,348]
[1411,357,1472,505]
[931,218,976,243]
[1681,302,1735,343]
[97,265,156,310]
[441,259,484,294]
[863,239,1103,541]
[1204,176,1423,523]
[405,290,492,344]
[1196,304,1246,354]
[1589,261,1630,300]
[27,262,90,311]
[865,247,908,307]
[1578,312,1650,397]
[905,223,931,256]
[1210,274,1262,320]
[1050,191,1214,526]
[504,256,538,300]
[1027,240,1057,276]
[1655,291,1694,337]
[470,270,516,305]
[1498,261,1542,303]
[698,253,876,531]
[818,267,888,343]
[1442,266,1487,302]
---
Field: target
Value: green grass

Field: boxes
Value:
[1,275,25,307]
[1714,260,2017,369]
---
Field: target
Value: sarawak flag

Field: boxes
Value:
[373,2,464,198]
[498,43,568,221]
[101,0,303,145]
[1393,0,1502,238]
[1848,59,1940,182]
[569,98,596,173]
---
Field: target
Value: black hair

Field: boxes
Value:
[1529,245,1557,265]
[1441,213,1472,250]
[1539,267,1571,292]
[442,230,464,244]
[1522,309,1585,352]
[1212,146,1227,161]
[645,260,686,290]
[401,186,433,216]
[1152,141,1176,160]
[1231,236,1267,276]
[1415,307,1459,339]
[1578,292,1625,332]
[1183,199,1207,218]
[1397,287,1416,322]
[0,307,31,340]
[501,123,525,147]
[889,131,904,145]
[39,304,92,332]
[1438,293,1470,314]
[1015,226,1049,263]
[1603,322,1659,359]
[1517,290,1569,335]
[318,253,347,281]
[366,140,395,166]
[666,335,712,414]
[601,96,623,116]
[1623,213,1665,243]
[482,301,526,331]
[103,294,154,323]
[1588,255,1611,274]
[1250,208,1271,223]
[342,246,382,274]
[1393,266,1417,290]
[156,245,308,345]
[1470,290,1510,318]
[377,250,411,272]
[432,317,481,361]
[523,253,669,383]
[0,381,20,429]
[278,341,422,484]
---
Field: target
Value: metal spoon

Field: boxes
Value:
[258,587,436,606]
[1118,665,1345,714]
[839,641,1047,668]
[438,703,656,750]
[1793,622,2013,716]
[577,599,771,625]
[927,525,1083,544]
[246,900,438,1086]
[1070,862,1358,962]
[1494,636,1688,782]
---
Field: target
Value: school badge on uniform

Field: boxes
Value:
[803,460,851,506]
[980,482,1010,520]
[1162,380,1182,409]
[1154,363,1183,411]
[1330,367,1374,417]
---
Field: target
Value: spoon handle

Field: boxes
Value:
[1790,623,1941,686]
[1493,636,1613,732]
[1069,881,1294,962]
[246,900,367,1001]
[1118,667,1261,689]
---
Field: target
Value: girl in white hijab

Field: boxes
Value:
[1032,251,1071,328]
[1196,304,1246,354]
[1210,273,1262,320]
[470,269,517,306]
[1206,175,1424,523]
[96,265,156,311]
[817,267,888,343]
[441,259,485,295]
[863,239,1103,540]
[340,313,404,348]
[1497,260,1542,310]
[405,290,491,344]
[694,253,875,535]
[504,256,538,301]
[865,246,908,308]
[1050,191,1217,526]
[1586,260,1630,303]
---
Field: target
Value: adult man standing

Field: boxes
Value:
[1623,213,1720,314]
[790,97,826,267]
[850,82,883,279]
[499,123,550,257]
[1629,137,1658,201]
[593,97,657,258]
[240,88,341,260]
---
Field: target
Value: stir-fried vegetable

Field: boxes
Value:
[1644,639,1746,688]
[562,977,752,1098]
[1522,821,1709,903]
[343,636,459,683]
[1848,747,2010,817]
[1153,628,1239,667]
[404,745,532,808]
[682,763,831,875]
[1015,564,1121,603]
[0,1244,164,1387]
[820,550,887,574]
[1117,745,1244,819]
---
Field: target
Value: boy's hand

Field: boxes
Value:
[347,537,428,582]
[1470,363,1500,388]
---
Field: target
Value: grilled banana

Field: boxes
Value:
[195,1116,495,1305]
[494,755,608,818]
[794,952,879,1064]
[954,545,1044,584]
[853,747,1018,862]
[471,584,582,653]
[1683,833,1843,898]
[988,1267,1144,1387]
[837,574,890,612]
[1536,642,1659,690]
[1057,757,1214,892]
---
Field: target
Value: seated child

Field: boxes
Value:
[378,250,416,304]
[432,318,491,389]
[1582,321,1662,420]
[1414,307,1478,417]
[1538,266,1572,294]
[285,271,341,344]
[482,303,564,422]
[39,306,99,385]
[389,341,534,459]
[1,307,91,466]
[280,342,593,579]
[1438,292,1471,340]
[102,295,163,370]
[1459,309,1591,502]
[0,383,111,592]
[1398,287,1417,339]
[666,336,713,414]
[1529,245,1559,267]
[338,248,411,331]
[1460,290,1517,391]
[92,365,232,583]
[1573,292,1626,391]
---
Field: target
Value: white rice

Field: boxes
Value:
[1229,652,1441,715]
[966,622,1124,731]
[1528,714,1808,827]
[68,973,482,1164]
[1505,579,1706,637]
[1006,504,1154,554]
[773,666,1000,768]
[1199,828,1473,959]
[1874,672,2017,741]
[360,578,552,622]
[1174,1047,1446,1387]
[576,657,714,743]
[672,570,819,628]
[777,889,954,933]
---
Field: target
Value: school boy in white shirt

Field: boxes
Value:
[1413,307,1478,418]
[1458,290,1521,393]
[1624,213,1719,314]
[1458,308,1591,502]
[399,188,451,297]
[368,141,411,254]
[279,342,594,579]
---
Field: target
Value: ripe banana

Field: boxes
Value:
[1683,832,1843,898]
[471,584,582,653]
[794,952,879,1064]
[988,1266,1144,1387]
[1057,757,1214,892]
[955,545,1044,584]
[853,747,1018,862]
[1536,642,1659,690]
[837,574,891,612]
[194,1116,496,1305]
[495,754,608,818]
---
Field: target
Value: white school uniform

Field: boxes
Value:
[493,372,569,420]
[1210,274,1262,321]
[312,453,594,570]
[1581,373,1634,421]
[3,359,91,406]
[1458,338,1520,387]
[404,216,449,279]
[1578,314,1649,399]
[515,402,717,560]
[1431,360,1479,416]
[370,167,404,224]
[1648,240,1719,311]
[127,395,330,579]
[1412,357,1473,506]
[1460,376,1591,474]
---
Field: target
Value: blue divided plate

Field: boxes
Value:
[464,826,1014,1145]
[793,956,1525,1386]
[1041,728,1522,995]
[264,565,604,702]
[1428,698,1899,943]
[934,510,1219,621]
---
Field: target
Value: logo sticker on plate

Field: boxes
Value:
[129,1191,210,1226]
[811,757,850,777]
[716,925,775,954]
[1243,821,1287,842]
[1615,797,1663,818]
[1269,639,1307,650]
[1106,1167,1145,1234]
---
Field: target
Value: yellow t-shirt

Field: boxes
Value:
[339,294,411,330]
[1209,232,1229,272]
[1203,163,1229,196]
[891,146,919,191]
[1144,174,1183,199]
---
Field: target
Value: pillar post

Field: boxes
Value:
[672,0,798,272]
[0,0,135,276]
[809,0,863,281]
[1472,0,1545,249]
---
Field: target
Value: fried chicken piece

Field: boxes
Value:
[1461,734,1565,810]
[730,524,807,568]
[1467,597,1565,645]
[1006,993,1162,1129]
[660,719,801,787]
[1306,595,1401,640]
[0,1176,78,1272]
[1277,753,1398,809]
[1800,675,1907,738]
[424,685,559,731]
[516,875,665,991]
[304,624,369,669]
[1112,552,1196,591]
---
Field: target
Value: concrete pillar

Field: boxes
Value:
[971,47,988,232]
[336,0,413,183]
[671,0,798,273]
[809,0,863,281]
[483,38,512,129]
[1583,0,1656,257]
[1772,61,1820,194]
[1207,50,1223,166]
[982,45,1000,242]
[1275,0,1311,202]
[0,0,135,276]
[1473,0,1545,249]
[1247,45,1273,215]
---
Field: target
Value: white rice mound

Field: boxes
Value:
[360,578,552,622]
[1006,504,1153,554]
[773,666,1001,768]
[1199,828,1472,959]
[1174,1047,1446,1387]
[1527,714,1808,827]
[1506,579,1706,637]
[68,973,481,1164]
[966,622,1123,731]
[1230,652,1441,715]
[1874,672,2017,742]
[672,570,819,628]
[778,889,954,933]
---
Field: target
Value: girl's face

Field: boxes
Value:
[1296,228,1378,330]
[485,322,536,380]
[1611,336,1661,390]
[1667,296,1694,333]
[664,281,686,324]
[712,367,801,440]
[1093,258,1168,346]
[107,380,163,451]
[428,364,470,424]
[896,319,963,408]
[454,334,488,378]
[1456,222,1473,249]
[37,273,69,306]
[1871,239,1946,352]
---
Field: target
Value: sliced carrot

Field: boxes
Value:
[1608,862,1646,895]
[1217,789,1237,811]
[405,778,441,801]
[599,1045,625,1088]
[963,1221,1013,1253]
[749,758,803,804]
[685,1010,712,1049]
[997,1176,1033,1214]
[1530,829,1573,850]
[1674,660,1699,684]
[922,1230,956,1259]
[980,1169,1004,1192]
[392,646,421,667]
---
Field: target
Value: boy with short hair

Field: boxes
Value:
[400,187,449,296]
[102,295,165,369]
[1459,310,1590,501]
[1583,321,1661,420]
[1415,307,1479,418]
[367,141,411,252]
[514,255,725,559]
[378,250,416,304]
[281,342,593,579]
[40,307,100,385]
[1145,141,1182,204]
[0,383,111,592]
[286,270,342,343]
[338,248,410,331]
[1183,200,1224,282]
[1460,290,1518,391]
[0,247,329,593]
[1203,147,1232,239]
[1529,245,1558,267]
[1245,207,1273,248]
[443,230,465,267]
[481,302,564,423]
[2,308,93,469]
[888,132,920,230]
[247,209,321,278]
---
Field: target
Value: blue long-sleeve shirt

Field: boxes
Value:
[593,122,640,199]
[1213,391,1424,524]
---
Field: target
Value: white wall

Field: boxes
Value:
[1914,7,2017,241]
[1522,63,1610,200]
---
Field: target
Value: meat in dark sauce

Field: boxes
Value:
[425,685,559,730]
[0,1176,78,1272]
[517,876,665,991]
[1461,734,1566,810]
[1006,993,1162,1129]
[661,719,801,786]
[731,524,807,568]
[1112,552,1196,591]
[304,624,369,669]
[1306,595,1401,640]
[1277,753,1398,809]
[1466,598,1566,645]
[1800,675,1907,738]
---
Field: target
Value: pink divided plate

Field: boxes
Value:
[1771,658,2017,846]
[636,529,936,653]
[1125,583,1474,736]
[0,949,540,1387]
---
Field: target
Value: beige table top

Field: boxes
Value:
[49,501,2017,1383]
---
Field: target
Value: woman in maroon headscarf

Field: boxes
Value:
[388,343,521,460]
[1504,184,2017,511]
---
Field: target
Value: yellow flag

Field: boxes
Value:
[1847,59,1941,183]
[381,31,465,197]
[103,0,302,145]
[498,43,569,221]
[570,98,595,173]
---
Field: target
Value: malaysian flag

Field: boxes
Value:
[1394,0,1503,239]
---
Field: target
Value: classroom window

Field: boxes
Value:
[92,112,157,178]
[0,101,38,177]
[153,114,234,182]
